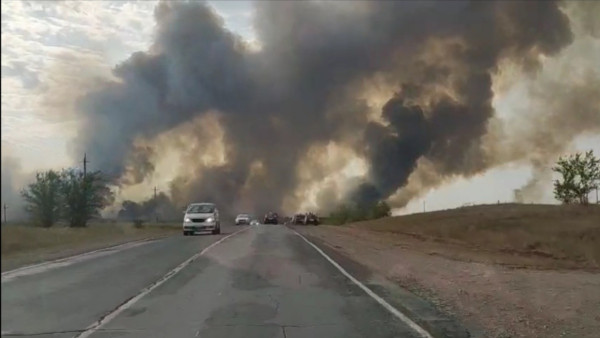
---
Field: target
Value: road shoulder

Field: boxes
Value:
[1,224,178,272]
[291,226,471,338]
[295,225,600,338]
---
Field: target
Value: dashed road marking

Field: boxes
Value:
[74,227,251,338]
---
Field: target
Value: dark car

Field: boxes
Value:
[292,213,306,225]
[264,212,279,224]
[305,213,319,225]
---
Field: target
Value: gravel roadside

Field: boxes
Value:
[295,225,600,338]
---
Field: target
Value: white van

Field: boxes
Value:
[182,203,221,236]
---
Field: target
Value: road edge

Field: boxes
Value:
[290,227,434,338]
[1,235,172,278]
[290,226,471,338]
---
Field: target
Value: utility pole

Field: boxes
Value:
[83,153,88,178]
[154,187,158,223]
[3,204,7,225]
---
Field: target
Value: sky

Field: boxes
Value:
[1,0,599,217]
[2,0,256,170]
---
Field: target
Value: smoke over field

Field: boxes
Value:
[0,156,28,220]
[62,0,599,217]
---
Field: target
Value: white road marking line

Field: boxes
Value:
[291,229,434,338]
[1,238,162,283]
[74,227,251,338]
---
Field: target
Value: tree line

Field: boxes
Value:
[117,192,180,222]
[21,169,113,227]
[324,200,391,225]
[15,150,598,227]
[324,149,599,225]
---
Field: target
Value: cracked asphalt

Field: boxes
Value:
[2,225,424,338]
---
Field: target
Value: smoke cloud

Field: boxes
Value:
[1,155,29,221]
[66,0,598,217]
[117,192,179,221]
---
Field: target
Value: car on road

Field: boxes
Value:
[250,219,260,226]
[305,212,320,225]
[235,213,251,225]
[263,212,279,224]
[292,213,307,225]
[182,203,220,236]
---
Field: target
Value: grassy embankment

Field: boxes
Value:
[323,203,600,269]
[1,222,180,272]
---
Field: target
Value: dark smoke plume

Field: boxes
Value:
[69,0,597,216]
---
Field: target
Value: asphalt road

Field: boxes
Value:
[2,224,428,338]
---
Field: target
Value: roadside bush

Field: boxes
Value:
[21,170,62,227]
[20,168,114,227]
[327,201,391,225]
[553,150,600,205]
[60,169,114,227]
[132,219,145,229]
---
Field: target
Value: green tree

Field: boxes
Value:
[21,170,62,227]
[329,204,350,225]
[553,150,600,205]
[372,201,391,218]
[60,169,114,227]
[328,200,392,225]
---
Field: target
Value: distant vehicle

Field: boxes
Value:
[264,212,279,224]
[292,213,306,225]
[182,203,220,236]
[283,216,292,225]
[305,212,320,225]
[235,213,251,225]
[250,219,260,226]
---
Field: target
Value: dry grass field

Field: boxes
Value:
[349,203,600,269]
[1,222,179,272]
